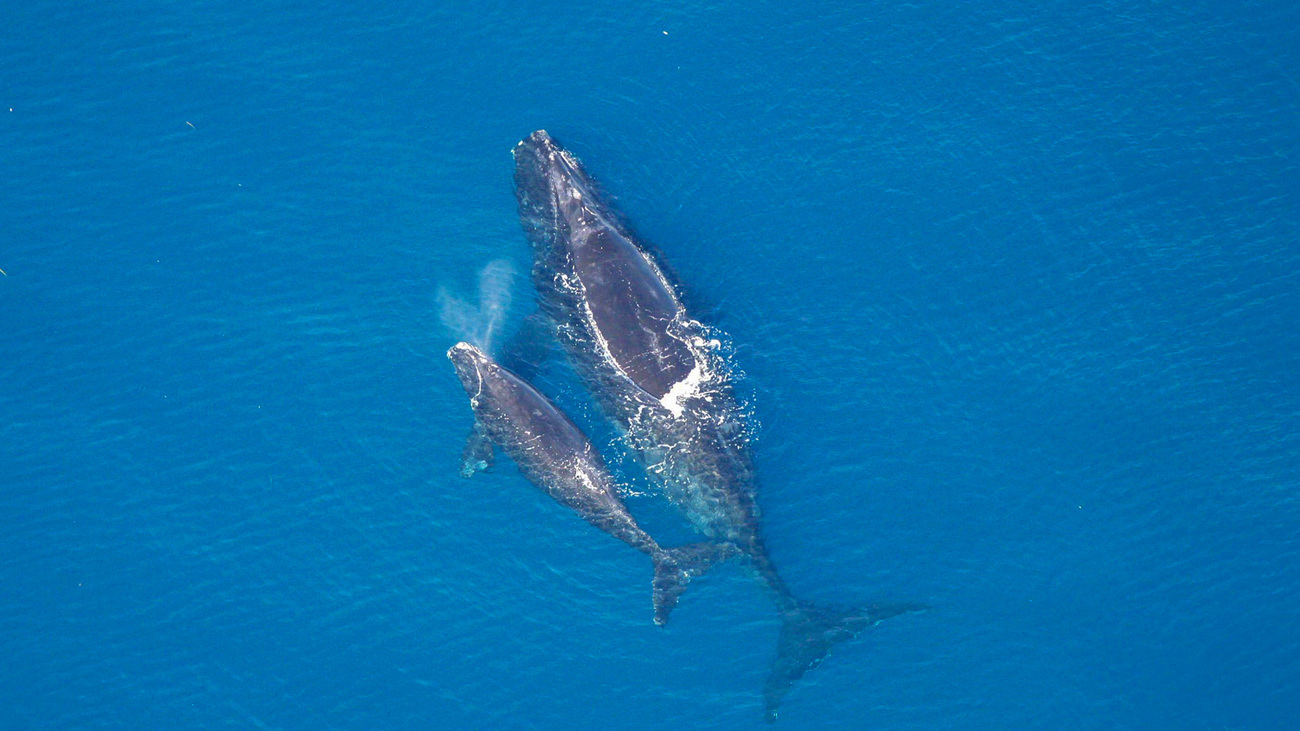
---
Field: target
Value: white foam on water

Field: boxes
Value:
[660,362,704,417]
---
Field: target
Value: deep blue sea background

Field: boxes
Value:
[4,1,1299,728]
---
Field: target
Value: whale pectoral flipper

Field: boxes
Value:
[650,542,739,627]
[460,420,495,478]
[763,601,928,722]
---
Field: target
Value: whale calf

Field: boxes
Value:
[511,130,924,720]
[447,341,732,625]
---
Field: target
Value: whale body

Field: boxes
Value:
[511,130,924,720]
[448,341,731,625]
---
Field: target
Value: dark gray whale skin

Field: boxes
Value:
[447,341,730,626]
[513,130,764,556]
[512,130,923,721]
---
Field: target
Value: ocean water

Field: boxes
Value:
[3,1,1299,728]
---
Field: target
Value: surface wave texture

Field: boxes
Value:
[2,1,1298,729]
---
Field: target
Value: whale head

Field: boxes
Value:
[447,341,493,404]
[512,130,608,243]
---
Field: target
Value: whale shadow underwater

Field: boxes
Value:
[448,130,925,722]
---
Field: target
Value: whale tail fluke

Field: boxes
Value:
[763,600,928,723]
[650,542,739,626]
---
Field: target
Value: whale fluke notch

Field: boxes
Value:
[763,601,928,722]
[650,542,739,626]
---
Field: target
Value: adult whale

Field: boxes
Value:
[512,130,924,720]
[447,341,731,625]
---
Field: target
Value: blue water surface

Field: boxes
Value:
[3,1,1299,728]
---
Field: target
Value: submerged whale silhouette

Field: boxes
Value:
[511,130,925,720]
[447,341,732,625]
